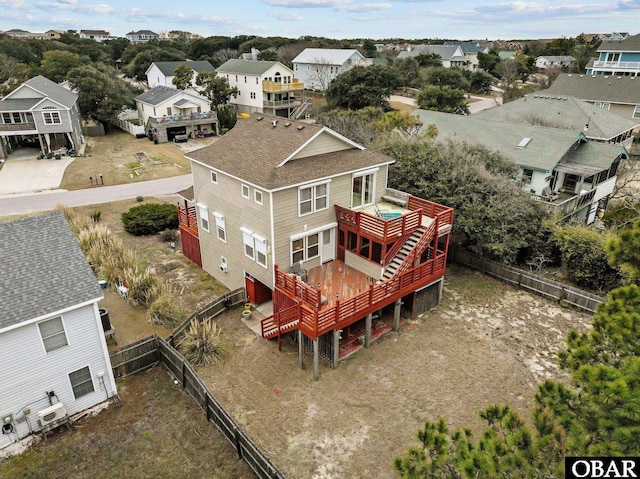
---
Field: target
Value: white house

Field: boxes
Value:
[397,45,470,70]
[0,212,118,450]
[145,61,215,89]
[291,48,366,91]
[125,30,158,44]
[134,86,218,143]
[216,59,308,118]
[78,30,115,42]
[535,55,577,70]
[586,33,640,77]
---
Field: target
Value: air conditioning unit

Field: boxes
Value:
[37,403,67,427]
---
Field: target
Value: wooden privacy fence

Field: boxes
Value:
[109,334,286,479]
[166,288,245,345]
[451,248,604,314]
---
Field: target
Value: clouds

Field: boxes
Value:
[264,0,391,12]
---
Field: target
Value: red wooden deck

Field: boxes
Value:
[307,260,374,308]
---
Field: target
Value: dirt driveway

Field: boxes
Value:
[196,265,592,479]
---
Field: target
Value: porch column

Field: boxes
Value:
[298,330,304,369]
[393,299,402,332]
[313,339,319,381]
[332,330,340,368]
[364,313,372,348]
[44,133,51,153]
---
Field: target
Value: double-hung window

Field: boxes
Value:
[254,234,267,267]
[69,366,94,399]
[291,233,319,264]
[241,227,255,259]
[197,204,209,232]
[213,212,226,242]
[43,111,61,124]
[38,316,68,352]
[298,182,329,216]
[633,105,640,119]
[241,227,268,268]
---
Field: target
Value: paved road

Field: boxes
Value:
[0,174,192,216]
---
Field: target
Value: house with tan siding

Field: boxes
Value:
[0,212,117,450]
[182,114,454,379]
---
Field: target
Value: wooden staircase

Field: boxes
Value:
[381,220,436,280]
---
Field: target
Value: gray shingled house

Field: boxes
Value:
[0,75,85,160]
[145,60,215,89]
[0,212,117,450]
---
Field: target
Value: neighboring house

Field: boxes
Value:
[413,109,628,224]
[182,114,454,379]
[291,48,366,91]
[78,30,115,42]
[0,212,118,450]
[586,32,640,76]
[545,73,640,124]
[444,41,490,71]
[134,86,218,143]
[125,30,158,44]
[397,44,469,70]
[535,55,577,70]
[240,47,261,61]
[498,51,518,60]
[476,93,637,148]
[44,30,63,40]
[146,60,215,89]
[216,59,309,119]
[0,75,84,160]
[4,29,46,40]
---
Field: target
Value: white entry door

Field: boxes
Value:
[321,228,335,263]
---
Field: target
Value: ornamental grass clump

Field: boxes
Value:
[180,320,225,366]
[147,285,188,328]
[121,267,159,307]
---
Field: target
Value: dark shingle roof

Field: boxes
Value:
[152,60,214,76]
[545,73,640,105]
[597,33,640,52]
[134,85,208,106]
[0,212,103,331]
[186,114,394,191]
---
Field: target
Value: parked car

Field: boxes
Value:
[173,133,188,143]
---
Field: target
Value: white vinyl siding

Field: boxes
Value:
[42,111,61,124]
[69,366,94,399]
[38,317,68,352]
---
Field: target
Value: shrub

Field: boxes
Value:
[159,229,180,243]
[121,203,178,236]
[180,320,225,366]
[147,285,188,327]
[90,210,101,222]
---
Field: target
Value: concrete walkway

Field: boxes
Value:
[0,174,193,216]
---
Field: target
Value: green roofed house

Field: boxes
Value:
[413,109,628,224]
[146,60,215,89]
[216,59,310,119]
[545,73,640,125]
[0,212,118,450]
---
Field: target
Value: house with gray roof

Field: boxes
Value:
[125,30,158,44]
[476,94,637,147]
[413,109,628,224]
[535,55,577,70]
[587,32,640,77]
[0,212,118,450]
[146,60,215,89]
[0,75,84,160]
[397,44,469,70]
[134,86,218,143]
[545,73,640,125]
[78,30,116,42]
[216,59,309,118]
[291,48,366,91]
[181,113,455,378]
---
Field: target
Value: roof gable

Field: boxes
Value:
[148,60,215,77]
[134,85,209,107]
[0,212,103,331]
[292,48,365,65]
[216,59,291,76]
[3,75,77,109]
[597,32,640,52]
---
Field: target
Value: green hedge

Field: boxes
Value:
[121,203,178,236]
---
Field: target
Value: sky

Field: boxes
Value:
[2,0,640,41]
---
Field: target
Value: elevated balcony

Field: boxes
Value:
[262,79,304,93]
[0,122,37,133]
[262,191,454,341]
[592,60,640,72]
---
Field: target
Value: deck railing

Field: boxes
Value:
[394,219,438,276]
[178,206,199,237]
[0,122,36,132]
[407,196,454,226]
[336,205,423,243]
[592,60,640,70]
[262,80,304,93]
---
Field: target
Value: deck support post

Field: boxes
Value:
[298,330,304,369]
[332,330,340,368]
[313,339,319,381]
[393,299,402,332]
[365,313,372,347]
[437,278,444,305]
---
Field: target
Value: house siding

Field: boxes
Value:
[292,132,353,159]
[193,162,272,290]
[0,303,113,449]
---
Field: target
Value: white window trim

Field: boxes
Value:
[352,170,377,208]
[633,105,640,119]
[254,233,268,268]
[42,111,62,125]
[210,170,218,184]
[68,365,95,400]
[213,212,226,243]
[197,203,209,233]
[290,232,320,265]
[38,316,69,353]
[298,181,330,217]
[254,189,263,205]
[241,184,250,199]
[241,227,255,260]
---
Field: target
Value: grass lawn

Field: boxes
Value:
[0,367,254,479]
